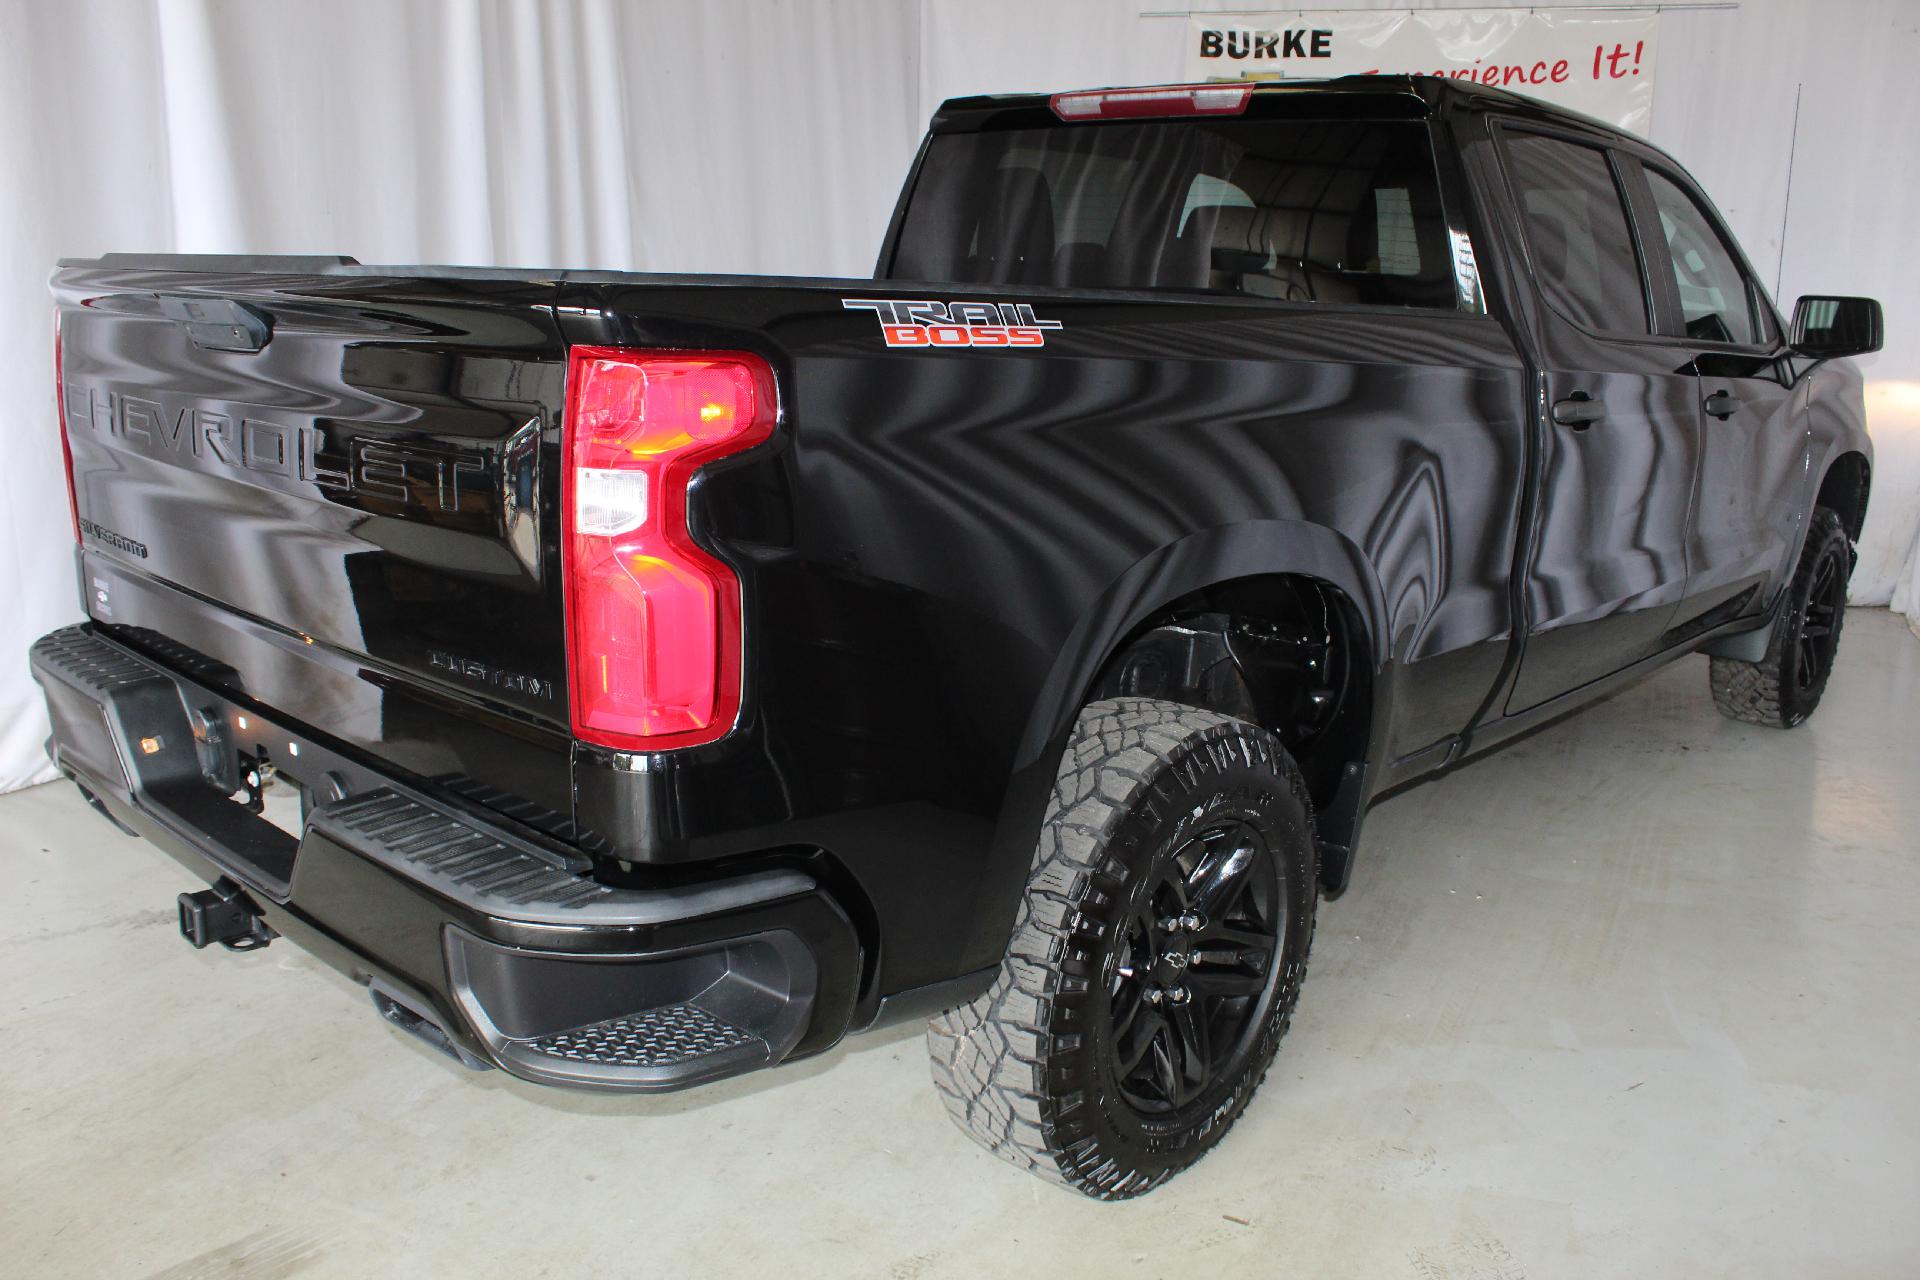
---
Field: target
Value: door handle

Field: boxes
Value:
[1552,393,1605,429]
[1703,390,1741,420]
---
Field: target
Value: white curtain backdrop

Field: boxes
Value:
[2,0,1915,791]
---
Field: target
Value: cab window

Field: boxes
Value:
[1501,132,1651,336]
[1643,168,1772,346]
[891,118,1469,310]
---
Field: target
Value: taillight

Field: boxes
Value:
[562,347,776,752]
[54,312,78,543]
[1049,84,1253,121]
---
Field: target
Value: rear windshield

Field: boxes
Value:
[890,118,1469,311]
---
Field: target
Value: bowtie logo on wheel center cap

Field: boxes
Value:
[1155,943,1192,984]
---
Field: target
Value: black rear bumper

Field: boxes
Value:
[29,624,860,1092]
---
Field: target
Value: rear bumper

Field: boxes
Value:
[28,624,861,1092]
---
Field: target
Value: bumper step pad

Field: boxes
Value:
[311,789,813,927]
[316,790,597,906]
[31,625,167,698]
[529,1004,763,1070]
[446,926,818,1092]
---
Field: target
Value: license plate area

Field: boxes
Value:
[74,639,384,902]
[257,780,307,840]
[229,747,309,840]
[141,715,344,898]
[37,624,496,907]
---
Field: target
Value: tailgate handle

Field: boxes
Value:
[157,295,272,353]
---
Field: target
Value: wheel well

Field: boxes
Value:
[1817,452,1871,543]
[1088,574,1374,832]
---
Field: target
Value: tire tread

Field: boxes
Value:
[927,697,1315,1199]
[1709,507,1849,728]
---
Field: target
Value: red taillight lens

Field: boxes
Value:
[562,347,776,752]
[55,313,78,544]
[1049,84,1253,121]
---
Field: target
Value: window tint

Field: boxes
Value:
[1644,168,1764,346]
[890,119,1468,310]
[1502,134,1649,335]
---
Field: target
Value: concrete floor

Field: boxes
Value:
[3,610,1916,1279]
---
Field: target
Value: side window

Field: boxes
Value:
[1643,168,1765,346]
[1502,133,1650,335]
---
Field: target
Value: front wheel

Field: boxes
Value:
[1710,506,1851,729]
[927,697,1318,1199]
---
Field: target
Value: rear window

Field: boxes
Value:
[889,119,1469,311]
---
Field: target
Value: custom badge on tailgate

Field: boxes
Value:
[842,298,1063,348]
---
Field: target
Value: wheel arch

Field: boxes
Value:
[960,522,1392,977]
[1815,450,1871,545]
[1013,521,1392,767]
[1083,576,1375,816]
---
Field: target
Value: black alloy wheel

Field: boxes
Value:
[1709,506,1852,729]
[928,698,1318,1199]
[1106,817,1284,1117]
[1794,542,1846,695]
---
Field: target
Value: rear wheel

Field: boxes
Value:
[1709,506,1851,728]
[927,697,1317,1199]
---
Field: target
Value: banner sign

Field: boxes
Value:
[1183,9,1659,135]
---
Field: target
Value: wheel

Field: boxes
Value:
[1710,506,1851,728]
[927,697,1318,1199]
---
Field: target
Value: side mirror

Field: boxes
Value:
[1790,295,1883,359]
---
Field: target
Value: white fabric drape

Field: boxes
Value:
[2,0,1915,792]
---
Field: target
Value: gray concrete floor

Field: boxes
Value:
[4,609,1917,1279]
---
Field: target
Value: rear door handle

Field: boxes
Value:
[1703,390,1741,419]
[1552,393,1605,428]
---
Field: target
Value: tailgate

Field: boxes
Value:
[53,260,574,827]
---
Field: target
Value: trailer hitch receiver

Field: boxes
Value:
[177,878,276,951]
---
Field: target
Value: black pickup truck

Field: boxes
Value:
[33,76,1879,1199]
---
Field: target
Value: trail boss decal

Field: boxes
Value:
[842,298,1063,349]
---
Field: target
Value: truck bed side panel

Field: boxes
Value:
[559,284,1530,993]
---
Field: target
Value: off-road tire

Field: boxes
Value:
[1710,506,1851,728]
[927,697,1318,1200]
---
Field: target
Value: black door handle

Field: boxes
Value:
[1552,393,1605,428]
[1703,390,1741,419]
